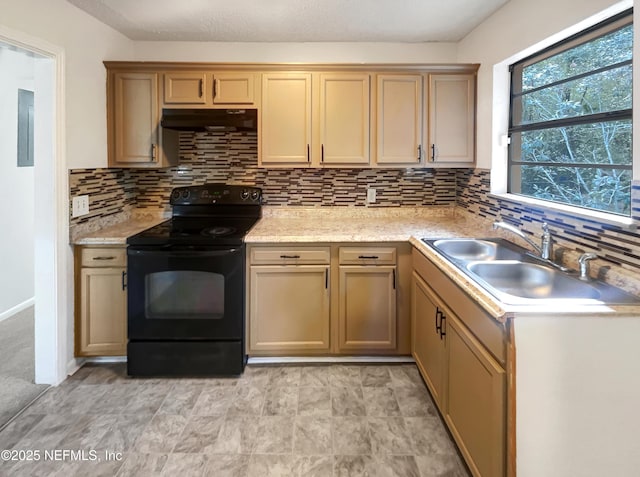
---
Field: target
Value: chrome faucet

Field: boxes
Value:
[493,220,553,260]
[578,253,598,281]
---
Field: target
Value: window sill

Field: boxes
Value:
[488,193,638,230]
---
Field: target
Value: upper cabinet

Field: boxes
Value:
[427,74,476,165]
[163,71,256,107]
[105,62,477,169]
[106,70,179,168]
[260,73,313,165]
[375,74,423,166]
[259,72,371,167]
[319,73,371,165]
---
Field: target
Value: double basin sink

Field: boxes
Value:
[422,238,640,306]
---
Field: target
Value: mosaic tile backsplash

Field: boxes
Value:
[70,130,457,223]
[457,169,640,274]
[70,130,640,278]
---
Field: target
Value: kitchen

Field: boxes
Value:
[1,0,640,476]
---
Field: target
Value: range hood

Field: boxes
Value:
[161,108,257,132]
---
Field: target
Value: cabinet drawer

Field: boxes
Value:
[339,247,396,265]
[250,247,330,265]
[81,247,127,267]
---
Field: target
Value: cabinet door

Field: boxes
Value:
[164,72,208,104]
[112,72,160,165]
[376,74,422,165]
[446,315,506,477]
[78,267,127,356]
[411,271,446,407]
[213,73,255,104]
[260,73,312,165]
[249,265,330,352]
[338,266,396,351]
[320,73,370,165]
[427,74,475,164]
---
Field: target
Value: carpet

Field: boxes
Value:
[0,306,48,429]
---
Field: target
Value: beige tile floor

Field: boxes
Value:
[0,363,470,477]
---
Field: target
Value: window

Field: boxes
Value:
[508,10,633,216]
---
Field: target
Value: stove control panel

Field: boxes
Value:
[170,184,262,205]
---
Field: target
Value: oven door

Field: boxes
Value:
[127,245,244,340]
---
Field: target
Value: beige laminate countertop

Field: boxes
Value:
[71,206,640,320]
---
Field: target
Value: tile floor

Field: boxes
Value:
[0,363,469,477]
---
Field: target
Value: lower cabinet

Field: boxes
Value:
[75,246,127,356]
[249,265,330,352]
[412,247,506,477]
[247,243,410,355]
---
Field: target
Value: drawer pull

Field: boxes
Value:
[358,255,379,259]
[92,256,116,261]
[280,254,301,259]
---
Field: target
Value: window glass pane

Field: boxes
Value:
[513,120,632,166]
[515,65,632,125]
[510,164,631,215]
[522,24,632,92]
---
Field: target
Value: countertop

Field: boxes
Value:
[71,206,640,320]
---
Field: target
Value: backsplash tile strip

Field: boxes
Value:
[457,169,640,274]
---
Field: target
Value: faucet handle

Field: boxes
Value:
[541,222,551,236]
[578,252,598,281]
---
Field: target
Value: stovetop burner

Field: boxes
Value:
[201,226,237,237]
[127,184,262,247]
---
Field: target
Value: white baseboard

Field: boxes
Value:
[0,297,35,323]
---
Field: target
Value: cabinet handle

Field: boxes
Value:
[325,268,329,289]
[321,144,325,163]
[392,269,396,290]
[358,255,379,259]
[435,307,442,334]
[440,314,446,339]
[280,254,301,259]
[151,144,158,162]
[198,78,203,98]
[417,145,422,162]
[307,144,310,163]
[431,144,436,162]
[92,256,116,261]
[213,78,219,98]
[122,271,127,291]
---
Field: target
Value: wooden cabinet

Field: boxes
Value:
[412,247,505,477]
[247,243,411,356]
[259,72,371,167]
[337,247,397,351]
[163,71,256,106]
[376,74,423,165]
[446,314,506,477]
[319,73,371,165]
[75,246,127,356]
[106,70,179,168]
[426,74,475,165]
[260,73,313,165]
[248,247,331,353]
[411,271,446,406]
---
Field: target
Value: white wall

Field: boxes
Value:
[0,0,134,170]
[457,0,631,170]
[515,315,640,477]
[0,47,35,317]
[132,41,458,64]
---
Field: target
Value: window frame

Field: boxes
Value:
[507,9,633,217]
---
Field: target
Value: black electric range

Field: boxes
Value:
[126,184,261,377]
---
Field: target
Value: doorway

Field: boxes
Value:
[0,24,68,422]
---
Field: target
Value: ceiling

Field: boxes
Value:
[67,0,510,42]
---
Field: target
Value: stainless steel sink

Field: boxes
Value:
[422,237,640,305]
[432,238,523,261]
[466,261,601,300]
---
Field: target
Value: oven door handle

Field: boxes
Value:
[128,247,240,258]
